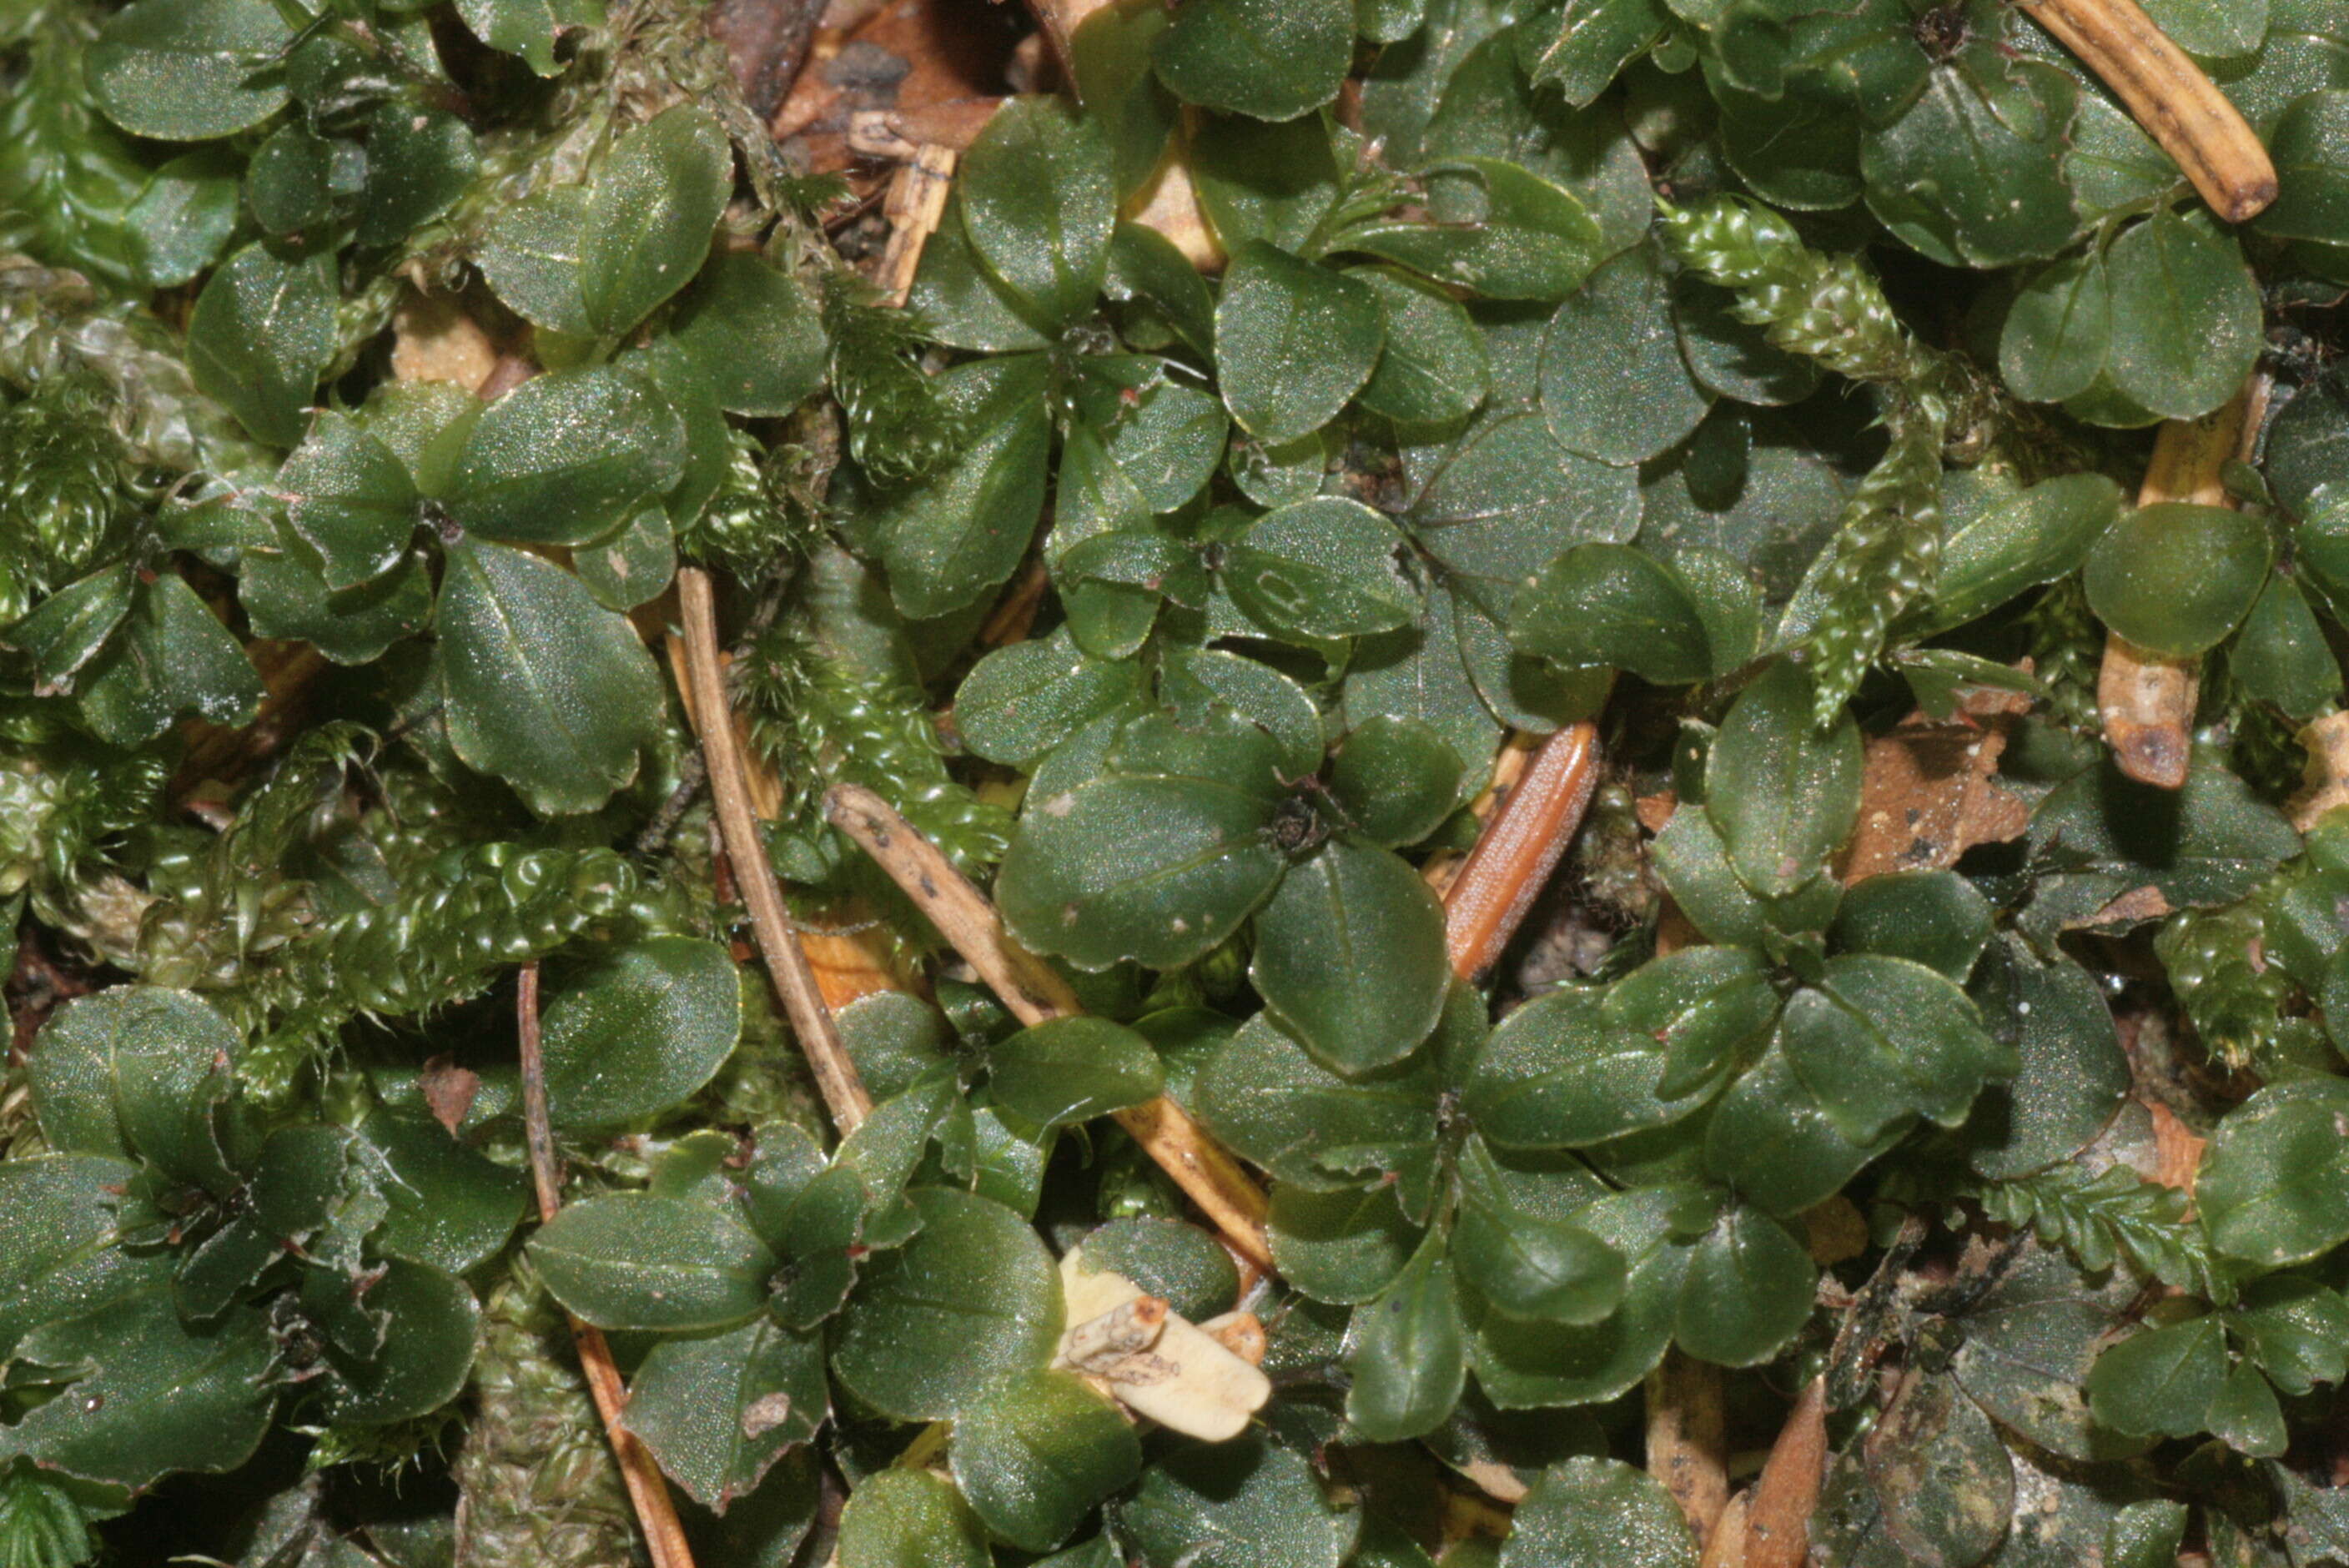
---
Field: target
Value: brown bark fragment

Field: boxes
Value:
[1646,1349,1729,1545]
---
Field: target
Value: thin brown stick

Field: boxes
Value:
[1646,1349,1729,1545]
[875,143,958,309]
[677,567,874,1133]
[516,964,698,1568]
[2017,0,2275,222]
[823,783,1275,1274]
[2098,376,2270,789]
[1440,721,1602,980]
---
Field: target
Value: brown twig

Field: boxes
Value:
[874,143,959,309]
[2098,375,2270,789]
[1646,1349,1729,1546]
[677,566,874,1133]
[1439,722,1603,980]
[516,963,698,1568]
[1421,731,1542,898]
[823,782,1275,1274]
[2016,0,2275,222]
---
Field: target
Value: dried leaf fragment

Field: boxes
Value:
[1052,1251,1270,1441]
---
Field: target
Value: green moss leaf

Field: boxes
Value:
[2200,1080,2349,1264]
[669,254,829,418]
[1215,242,1386,443]
[1500,1456,1697,1568]
[960,96,1118,331]
[1513,542,1716,685]
[434,538,664,815]
[1705,661,1862,897]
[2102,209,2262,421]
[1347,1233,1467,1441]
[187,243,336,448]
[831,1188,1063,1420]
[986,1016,1164,1126]
[839,1470,990,1568]
[1119,1434,1359,1568]
[1540,244,1710,465]
[541,937,743,1129]
[2085,1314,2226,1438]
[622,1318,827,1511]
[1151,0,1354,122]
[445,367,687,545]
[580,104,731,339]
[1672,1204,1813,1366]
[531,1194,777,1331]
[952,1370,1142,1551]
[1251,837,1449,1075]
[87,0,291,141]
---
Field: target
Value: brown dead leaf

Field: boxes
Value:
[1837,693,2030,884]
[2290,709,2349,832]
[2083,885,2175,929]
[772,0,1018,188]
[2147,1099,2206,1199]
[1799,1195,1869,1267]
[390,292,500,393]
[420,1054,482,1134]
[1634,791,1677,835]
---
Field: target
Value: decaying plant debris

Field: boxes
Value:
[8,0,2349,1563]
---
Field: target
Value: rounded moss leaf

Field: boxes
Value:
[581,104,732,340]
[997,774,1285,972]
[668,253,829,418]
[1705,661,1862,897]
[444,367,687,546]
[1079,1217,1240,1319]
[839,1470,991,1568]
[2198,1080,2349,1265]
[1215,242,1386,445]
[1540,244,1711,465]
[1119,1433,1359,1568]
[1352,265,1491,425]
[1194,1012,1443,1190]
[2082,502,2273,658]
[1462,987,1706,1149]
[1150,0,1352,121]
[528,1194,778,1331]
[1513,542,1714,685]
[1269,1183,1423,1304]
[1250,838,1450,1076]
[958,95,1118,332]
[186,243,336,448]
[951,1370,1143,1552]
[1500,1456,1698,1568]
[88,0,292,141]
[620,1317,827,1510]
[986,1016,1164,1127]
[831,1188,1064,1420]
[2101,209,2261,421]
[1671,1204,1814,1367]
[434,538,665,817]
[316,1259,483,1425]
[1346,1234,1468,1442]
[541,937,743,1129]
